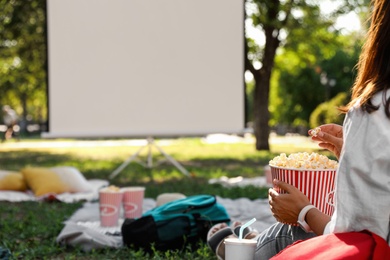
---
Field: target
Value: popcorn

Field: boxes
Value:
[269,152,338,170]
[310,127,321,137]
[101,185,121,192]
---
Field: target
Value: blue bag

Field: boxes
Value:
[121,194,230,251]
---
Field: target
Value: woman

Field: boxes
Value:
[208,0,390,258]
[1,105,18,142]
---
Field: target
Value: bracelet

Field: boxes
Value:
[297,205,316,232]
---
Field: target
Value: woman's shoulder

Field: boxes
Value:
[372,89,390,104]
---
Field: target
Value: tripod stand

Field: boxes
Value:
[109,137,190,179]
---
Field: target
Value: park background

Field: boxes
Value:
[0,0,370,149]
[0,0,371,259]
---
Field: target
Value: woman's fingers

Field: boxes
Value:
[318,124,343,137]
[309,124,343,159]
[318,142,341,159]
[309,124,343,138]
[319,131,342,147]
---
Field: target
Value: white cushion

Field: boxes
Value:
[50,166,93,193]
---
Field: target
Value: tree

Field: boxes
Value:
[0,0,47,130]
[245,0,368,150]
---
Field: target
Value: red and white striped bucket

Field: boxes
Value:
[270,166,336,216]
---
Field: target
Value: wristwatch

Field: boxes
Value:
[297,205,316,232]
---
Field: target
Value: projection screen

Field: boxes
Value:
[44,0,245,138]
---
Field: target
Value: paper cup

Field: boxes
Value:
[270,166,336,217]
[264,165,272,185]
[225,238,257,260]
[99,190,123,227]
[121,186,145,219]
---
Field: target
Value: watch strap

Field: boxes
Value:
[297,205,316,232]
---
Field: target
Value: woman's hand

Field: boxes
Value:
[309,124,343,159]
[268,179,310,224]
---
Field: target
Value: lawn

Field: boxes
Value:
[0,135,324,259]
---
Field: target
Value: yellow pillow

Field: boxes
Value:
[21,167,68,196]
[0,171,27,191]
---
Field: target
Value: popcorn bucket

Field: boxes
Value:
[270,166,336,216]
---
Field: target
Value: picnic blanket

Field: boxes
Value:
[56,196,275,251]
[0,179,109,203]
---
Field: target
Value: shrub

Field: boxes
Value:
[309,92,348,128]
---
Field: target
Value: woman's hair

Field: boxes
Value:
[341,0,390,118]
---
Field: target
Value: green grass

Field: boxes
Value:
[0,136,326,259]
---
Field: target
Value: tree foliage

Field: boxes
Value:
[309,92,348,128]
[270,33,362,128]
[0,0,47,127]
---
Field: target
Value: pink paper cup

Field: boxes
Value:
[99,190,123,227]
[270,166,336,218]
[121,186,145,219]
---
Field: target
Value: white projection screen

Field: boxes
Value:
[44,0,245,138]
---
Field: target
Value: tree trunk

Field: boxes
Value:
[20,91,28,134]
[252,26,280,151]
[253,69,271,150]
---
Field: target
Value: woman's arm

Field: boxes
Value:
[304,207,331,235]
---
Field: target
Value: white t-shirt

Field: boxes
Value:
[3,108,18,126]
[324,90,390,245]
